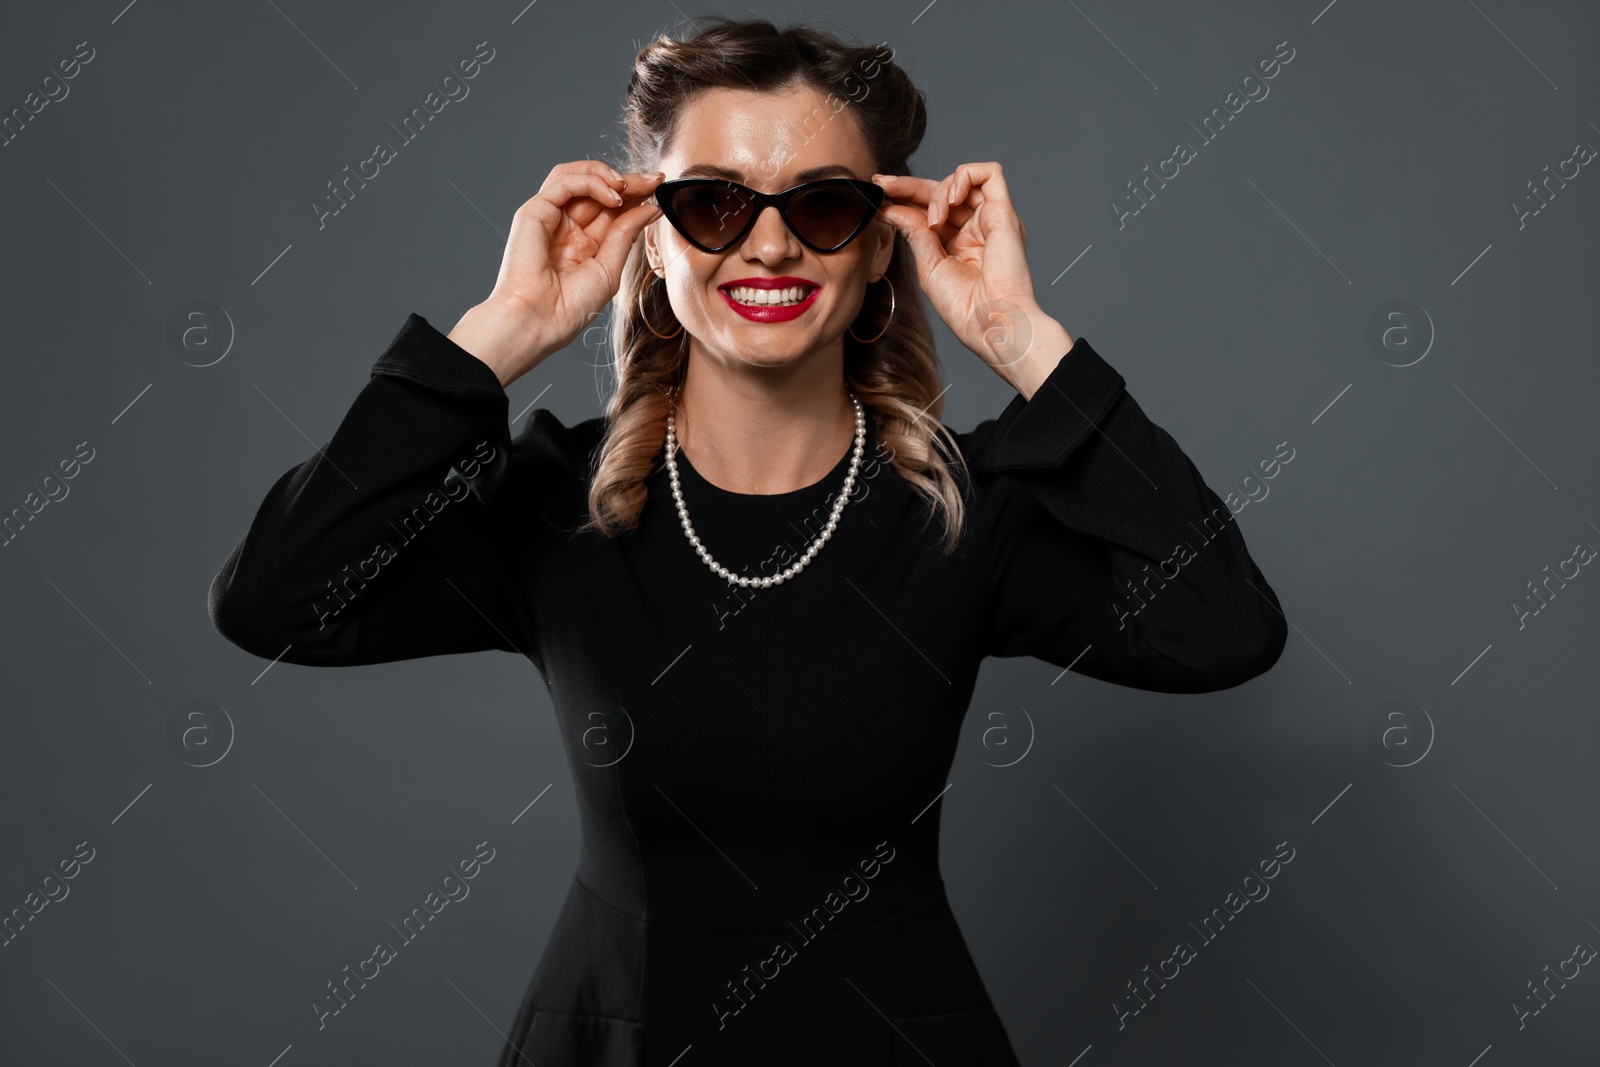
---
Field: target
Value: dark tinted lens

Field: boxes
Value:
[788,185,871,249]
[669,183,753,248]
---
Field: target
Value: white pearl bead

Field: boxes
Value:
[666,394,866,591]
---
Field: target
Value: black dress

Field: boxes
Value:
[208,313,1287,1065]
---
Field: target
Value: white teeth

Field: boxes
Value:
[724,285,813,307]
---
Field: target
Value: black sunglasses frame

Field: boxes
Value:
[651,177,886,254]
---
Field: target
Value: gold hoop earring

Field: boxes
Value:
[638,270,683,340]
[847,276,895,344]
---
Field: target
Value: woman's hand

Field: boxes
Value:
[451,161,664,387]
[872,163,1073,392]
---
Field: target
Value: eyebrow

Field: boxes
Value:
[677,163,860,182]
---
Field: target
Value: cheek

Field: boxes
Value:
[833,273,874,316]
[665,272,723,325]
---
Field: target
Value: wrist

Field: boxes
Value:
[992,308,1074,400]
[447,298,546,389]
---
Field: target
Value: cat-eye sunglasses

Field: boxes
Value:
[651,177,886,254]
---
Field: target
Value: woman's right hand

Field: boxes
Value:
[450,161,665,387]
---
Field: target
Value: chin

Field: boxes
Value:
[729,335,819,365]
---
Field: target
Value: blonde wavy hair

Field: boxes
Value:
[578,16,972,555]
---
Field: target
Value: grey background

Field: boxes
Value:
[2,0,1596,1064]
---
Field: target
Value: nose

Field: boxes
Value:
[741,203,801,265]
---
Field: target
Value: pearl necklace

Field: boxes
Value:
[665,395,866,588]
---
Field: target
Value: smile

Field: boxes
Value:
[717,278,821,322]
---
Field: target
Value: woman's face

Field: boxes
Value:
[643,85,895,372]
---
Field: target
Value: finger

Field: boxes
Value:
[565,172,662,234]
[877,203,949,283]
[934,165,980,228]
[927,174,955,228]
[580,181,662,243]
[510,194,560,267]
[592,200,665,294]
[583,173,666,232]
[946,164,1025,256]
[908,196,969,245]
[973,195,1027,267]
[949,166,973,207]
[936,185,975,229]
[871,173,938,207]
[929,168,984,230]
[552,162,667,208]
[540,170,628,210]
[934,200,976,242]
[552,158,626,188]
[875,203,930,242]
[882,181,960,236]
[951,162,1017,223]
[614,170,666,199]
[545,162,626,226]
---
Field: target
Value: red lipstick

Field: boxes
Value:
[718,276,821,323]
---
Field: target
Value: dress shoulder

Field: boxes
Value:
[510,409,608,490]
[502,407,611,536]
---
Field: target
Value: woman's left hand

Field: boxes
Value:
[872,162,1073,383]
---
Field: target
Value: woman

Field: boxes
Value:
[209,16,1287,1066]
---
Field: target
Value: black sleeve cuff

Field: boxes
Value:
[973,337,1127,472]
[370,313,510,404]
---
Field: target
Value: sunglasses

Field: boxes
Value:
[652,177,886,254]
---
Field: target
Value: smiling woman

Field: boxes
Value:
[616,76,924,511]
[208,14,1289,1067]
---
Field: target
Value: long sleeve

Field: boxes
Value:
[964,336,1288,693]
[208,313,542,669]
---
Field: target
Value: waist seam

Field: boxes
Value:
[572,873,948,938]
